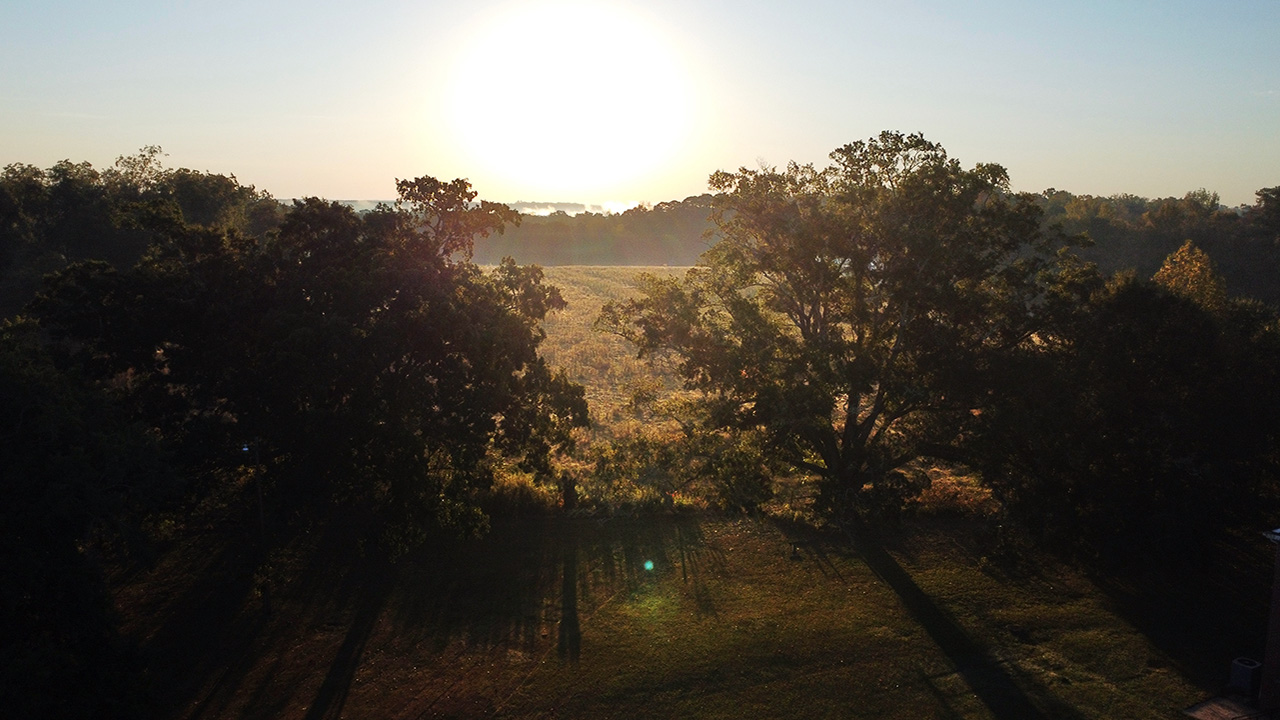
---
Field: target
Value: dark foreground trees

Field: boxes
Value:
[602,132,1070,522]
[32,176,587,546]
[973,259,1280,560]
[0,320,164,718]
[5,171,586,716]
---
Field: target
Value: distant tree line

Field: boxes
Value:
[1040,186,1280,305]
[476,179,1280,309]
[472,195,717,266]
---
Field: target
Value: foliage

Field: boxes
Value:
[1036,186,1280,306]
[0,319,165,718]
[601,132,1069,522]
[31,176,586,551]
[1152,239,1228,314]
[972,264,1280,561]
[0,147,284,318]
[589,421,776,513]
[1251,186,1280,242]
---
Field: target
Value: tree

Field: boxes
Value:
[1152,239,1227,314]
[972,271,1280,560]
[0,148,286,319]
[0,318,164,718]
[601,132,1066,522]
[33,175,587,549]
[1252,186,1280,242]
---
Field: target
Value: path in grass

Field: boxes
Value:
[142,514,1208,719]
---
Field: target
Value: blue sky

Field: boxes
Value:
[2,0,1276,206]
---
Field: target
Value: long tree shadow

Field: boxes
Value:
[559,533,581,663]
[153,513,401,720]
[850,533,1084,720]
[767,514,1086,719]
[145,511,721,718]
[129,513,267,719]
[384,513,721,663]
[302,556,397,720]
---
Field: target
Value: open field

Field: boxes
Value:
[107,266,1272,719]
[538,265,687,430]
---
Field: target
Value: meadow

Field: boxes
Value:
[112,266,1268,720]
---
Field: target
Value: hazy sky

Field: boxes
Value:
[2,0,1277,207]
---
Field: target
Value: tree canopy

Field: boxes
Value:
[0,147,285,317]
[32,175,587,547]
[601,132,1069,522]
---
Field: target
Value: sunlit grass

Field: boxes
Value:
[539,265,686,431]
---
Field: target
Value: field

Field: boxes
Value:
[539,265,686,428]
[111,266,1270,719]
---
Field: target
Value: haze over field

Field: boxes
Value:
[2,0,1277,207]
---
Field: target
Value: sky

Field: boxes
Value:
[1,0,1277,208]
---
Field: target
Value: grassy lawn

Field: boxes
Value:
[489,517,1205,720]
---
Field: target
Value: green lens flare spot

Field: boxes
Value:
[644,560,654,572]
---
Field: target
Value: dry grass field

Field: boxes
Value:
[538,265,686,428]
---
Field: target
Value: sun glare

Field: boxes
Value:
[444,2,695,200]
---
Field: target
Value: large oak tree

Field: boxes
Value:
[602,132,1068,521]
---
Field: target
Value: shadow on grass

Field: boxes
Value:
[135,512,720,719]
[853,537,1064,720]
[136,517,265,719]
[768,516,1081,720]
[170,517,400,720]
[1089,536,1273,693]
[301,555,397,720]
[385,514,720,652]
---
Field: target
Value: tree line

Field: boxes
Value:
[472,194,717,266]
[472,174,1280,308]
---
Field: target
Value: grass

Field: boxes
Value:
[538,265,686,431]
[119,513,1216,719]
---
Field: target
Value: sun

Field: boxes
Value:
[444,2,695,200]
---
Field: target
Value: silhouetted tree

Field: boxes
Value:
[973,263,1280,561]
[601,132,1069,523]
[33,175,587,550]
[0,319,165,718]
[0,148,285,319]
